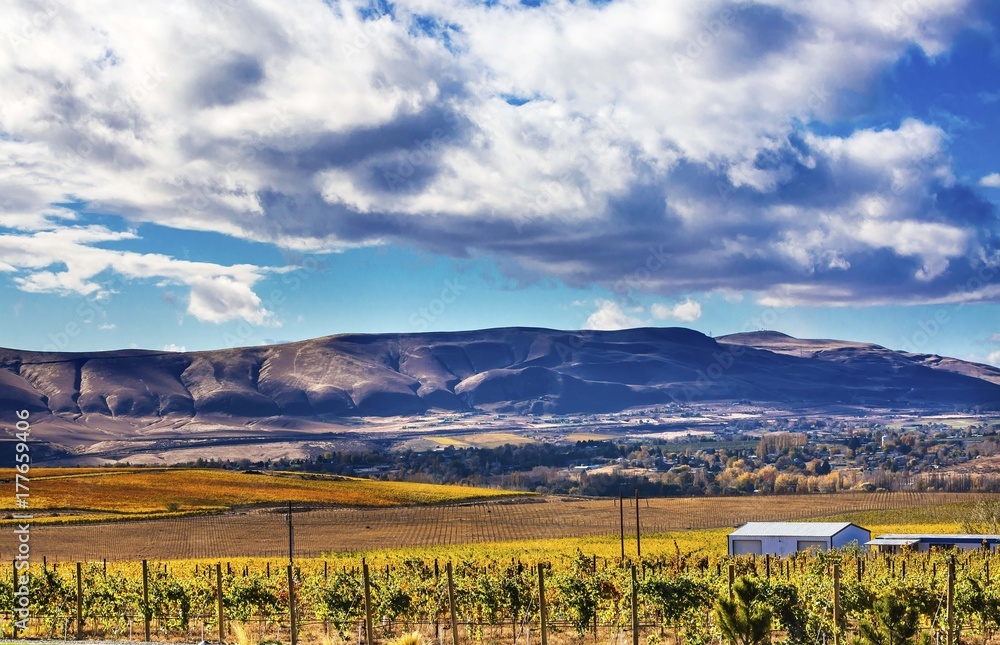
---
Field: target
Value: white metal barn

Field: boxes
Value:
[728,522,871,556]
[866,534,1000,553]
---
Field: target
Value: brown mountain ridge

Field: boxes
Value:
[1,327,998,453]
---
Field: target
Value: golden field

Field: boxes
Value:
[0,467,528,523]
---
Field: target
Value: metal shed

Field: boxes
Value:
[728,522,871,556]
[866,534,1000,553]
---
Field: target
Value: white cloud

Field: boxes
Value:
[651,298,703,323]
[991,333,1000,343]
[980,173,1000,188]
[716,290,745,303]
[854,219,971,281]
[584,299,647,331]
[988,351,1000,367]
[0,225,278,325]
[98,323,116,330]
[163,343,186,352]
[0,0,994,311]
[186,275,273,325]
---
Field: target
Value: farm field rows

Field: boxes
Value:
[0,468,524,523]
[9,491,992,561]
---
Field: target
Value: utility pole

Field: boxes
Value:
[635,489,641,559]
[619,491,625,561]
[287,500,294,563]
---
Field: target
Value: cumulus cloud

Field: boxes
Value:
[163,343,186,352]
[0,225,278,325]
[0,0,997,311]
[981,173,1000,188]
[584,299,647,331]
[651,299,703,323]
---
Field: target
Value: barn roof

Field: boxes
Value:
[871,533,1000,543]
[866,537,920,547]
[729,522,868,538]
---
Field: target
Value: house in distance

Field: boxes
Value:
[728,522,872,556]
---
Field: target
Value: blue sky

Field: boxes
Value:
[0,0,998,366]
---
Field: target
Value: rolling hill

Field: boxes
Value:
[1,327,998,455]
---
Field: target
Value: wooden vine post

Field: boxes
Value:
[630,563,639,645]
[142,559,151,642]
[287,564,297,645]
[12,561,19,640]
[363,559,374,645]
[447,561,459,645]
[833,563,841,645]
[947,556,955,645]
[216,564,225,643]
[537,563,548,645]
[76,562,83,640]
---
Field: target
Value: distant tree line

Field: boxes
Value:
[173,422,1000,497]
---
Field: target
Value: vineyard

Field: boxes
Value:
[8,546,1000,644]
[13,491,992,561]
[8,481,1000,643]
[0,468,524,523]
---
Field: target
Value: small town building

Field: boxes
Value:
[728,522,871,556]
[866,534,1000,553]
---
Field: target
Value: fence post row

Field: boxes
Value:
[19,546,1000,643]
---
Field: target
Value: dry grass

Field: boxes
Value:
[424,433,536,448]
[428,437,470,447]
[564,432,616,441]
[388,632,424,645]
[456,432,536,448]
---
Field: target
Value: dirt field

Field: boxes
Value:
[15,491,993,562]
